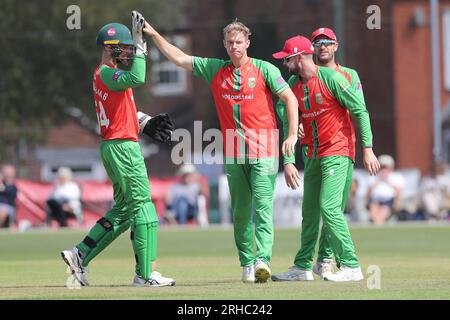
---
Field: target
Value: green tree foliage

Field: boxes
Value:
[0,0,187,162]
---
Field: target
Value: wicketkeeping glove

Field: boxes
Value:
[132,10,147,56]
[137,112,174,143]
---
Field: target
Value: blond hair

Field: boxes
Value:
[223,18,251,39]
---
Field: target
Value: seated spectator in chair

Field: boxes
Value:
[367,154,405,225]
[46,167,82,227]
[166,164,203,225]
[420,162,450,220]
[0,164,18,228]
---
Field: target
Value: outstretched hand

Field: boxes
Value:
[143,20,158,37]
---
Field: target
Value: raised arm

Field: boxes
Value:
[100,56,146,91]
[143,21,193,72]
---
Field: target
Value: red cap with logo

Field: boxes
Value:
[272,35,314,59]
[310,27,337,42]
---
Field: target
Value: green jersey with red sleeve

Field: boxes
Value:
[92,54,146,142]
[278,66,373,163]
[192,57,288,159]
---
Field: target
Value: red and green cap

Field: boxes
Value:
[96,23,134,46]
[310,27,337,42]
[272,35,314,59]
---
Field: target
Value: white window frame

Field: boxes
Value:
[443,9,450,91]
[150,34,189,96]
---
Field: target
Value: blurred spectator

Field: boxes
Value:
[367,154,405,225]
[419,162,450,220]
[46,167,82,227]
[165,164,207,225]
[0,165,18,228]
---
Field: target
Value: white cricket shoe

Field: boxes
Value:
[61,247,89,286]
[133,271,175,287]
[254,259,271,283]
[323,265,364,282]
[242,265,255,283]
[271,266,314,281]
[312,258,335,280]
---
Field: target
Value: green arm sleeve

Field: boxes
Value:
[192,56,227,85]
[99,55,146,91]
[276,75,299,164]
[258,60,289,95]
[321,69,373,148]
[347,68,366,104]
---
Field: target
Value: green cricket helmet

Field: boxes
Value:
[96,23,133,45]
[97,23,135,69]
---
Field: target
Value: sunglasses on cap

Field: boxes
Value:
[312,39,337,48]
[283,52,302,63]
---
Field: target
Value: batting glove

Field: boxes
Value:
[138,111,174,143]
[132,10,147,56]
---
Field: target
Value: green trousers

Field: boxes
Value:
[225,157,278,267]
[316,157,353,266]
[294,153,360,269]
[77,140,158,280]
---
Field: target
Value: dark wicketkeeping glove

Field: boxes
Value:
[137,112,174,143]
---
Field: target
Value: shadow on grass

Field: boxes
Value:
[0,279,238,289]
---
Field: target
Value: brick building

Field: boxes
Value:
[36,0,450,179]
[172,0,450,175]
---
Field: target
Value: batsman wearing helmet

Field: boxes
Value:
[61,11,175,287]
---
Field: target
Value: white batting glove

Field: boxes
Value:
[132,10,147,56]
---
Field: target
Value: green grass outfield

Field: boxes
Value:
[1,224,450,299]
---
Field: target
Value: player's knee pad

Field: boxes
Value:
[131,222,158,280]
[98,217,113,230]
[81,235,97,249]
[83,217,113,249]
[80,217,132,265]
[134,201,159,225]
[132,221,158,262]
[81,217,114,249]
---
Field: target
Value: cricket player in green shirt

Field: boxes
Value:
[272,35,380,282]
[61,12,175,287]
[307,27,368,278]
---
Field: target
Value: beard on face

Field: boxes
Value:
[288,61,301,76]
[316,51,334,64]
